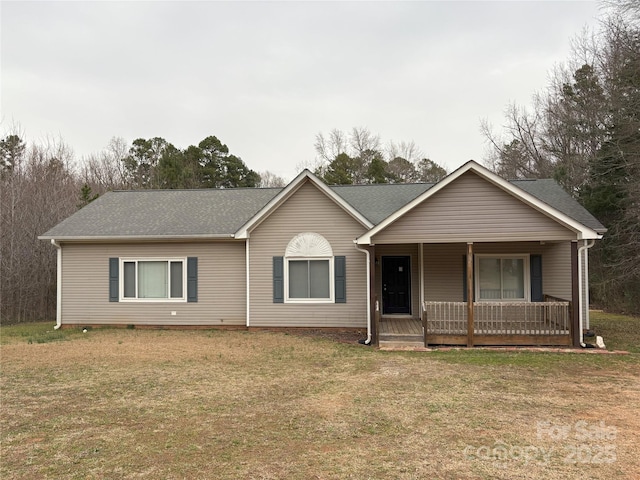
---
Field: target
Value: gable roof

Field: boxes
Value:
[355,160,605,244]
[234,169,373,238]
[40,162,605,242]
[330,183,432,225]
[40,188,280,240]
[511,179,604,233]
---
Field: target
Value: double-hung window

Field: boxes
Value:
[475,255,529,301]
[287,258,333,302]
[120,259,186,301]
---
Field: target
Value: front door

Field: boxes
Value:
[382,256,411,314]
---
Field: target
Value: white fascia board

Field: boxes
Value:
[235,169,373,239]
[356,160,601,245]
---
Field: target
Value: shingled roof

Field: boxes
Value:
[330,183,432,225]
[41,174,605,240]
[511,179,605,233]
[41,188,281,239]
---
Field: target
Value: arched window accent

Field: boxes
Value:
[273,233,346,304]
[285,232,333,258]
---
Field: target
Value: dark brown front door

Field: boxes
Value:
[382,256,411,314]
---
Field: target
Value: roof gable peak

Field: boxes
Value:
[234,169,372,238]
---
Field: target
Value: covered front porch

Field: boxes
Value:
[356,163,601,348]
[371,240,582,348]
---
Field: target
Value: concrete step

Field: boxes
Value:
[379,337,425,347]
[379,334,423,342]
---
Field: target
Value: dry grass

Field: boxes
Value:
[1,325,639,479]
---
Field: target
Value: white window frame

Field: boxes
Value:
[474,254,530,302]
[119,258,187,302]
[284,256,335,304]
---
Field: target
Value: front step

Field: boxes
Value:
[379,341,426,349]
[379,333,424,348]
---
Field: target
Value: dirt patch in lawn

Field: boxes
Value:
[281,327,367,344]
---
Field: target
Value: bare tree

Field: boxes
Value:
[80,137,129,192]
[602,0,640,21]
[314,129,348,163]
[258,170,287,188]
[348,127,381,158]
[481,102,554,180]
[1,135,79,323]
[386,140,423,164]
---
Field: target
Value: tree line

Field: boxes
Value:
[313,127,448,184]
[1,129,441,323]
[79,135,287,193]
[482,0,639,313]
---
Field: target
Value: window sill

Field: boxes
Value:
[284,298,334,304]
[120,298,187,303]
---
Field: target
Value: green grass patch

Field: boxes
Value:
[590,310,640,353]
[0,321,85,345]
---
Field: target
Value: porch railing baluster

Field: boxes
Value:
[424,300,570,342]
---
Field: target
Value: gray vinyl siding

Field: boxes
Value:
[60,242,246,326]
[374,244,420,317]
[422,241,572,302]
[248,180,368,328]
[423,243,468,301]
[542,242,572,301]
[373,171,577,244]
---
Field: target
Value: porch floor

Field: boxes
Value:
[380,317,422,335]
[378,317,423,348]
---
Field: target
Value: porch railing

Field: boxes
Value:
[423,301,570,336]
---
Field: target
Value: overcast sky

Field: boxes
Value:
[2,1,602,181]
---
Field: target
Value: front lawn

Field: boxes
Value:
[1,323,638,479]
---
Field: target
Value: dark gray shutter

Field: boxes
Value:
[273,257,284,303]
[530,254,543,302]
[109,258,119,302]
[187,257,198,302]
[334,256,346,303]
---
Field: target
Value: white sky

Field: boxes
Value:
[1,1,602,182]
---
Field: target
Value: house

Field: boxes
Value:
[39,161,605,347]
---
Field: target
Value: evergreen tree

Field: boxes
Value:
[77,183,99,208]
